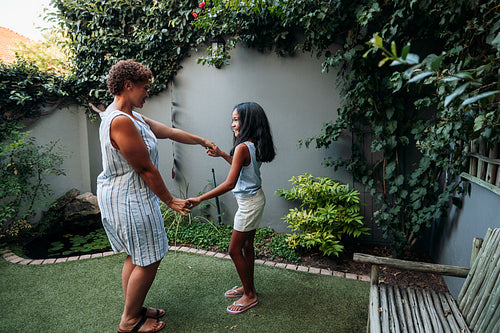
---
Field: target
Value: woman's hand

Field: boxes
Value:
[166,198,191,216]
[202,139,216,150]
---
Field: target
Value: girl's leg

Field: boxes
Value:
[119,258,164,332]
[227,229,258,311]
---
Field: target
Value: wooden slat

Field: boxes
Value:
[386,285,401,333]
[353,253,469,277]
[430,290,452,333]
[370,284,381,333]
[379,285,390,332]
[469,240,500,332]
[470,237,483,267]
[394,286,410,333]
[458,228,494,304]
[422,290,443,332]
[437,292,461,332]
[445,293,471,333]
[407,288,425,333]
[459,229,500,315]
[474,279,500,333]
[415,289,433,332]
[484,301,500,333]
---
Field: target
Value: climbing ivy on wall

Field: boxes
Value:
[193,0,500,253]
[49,0,207,110]
[2,0,499,253]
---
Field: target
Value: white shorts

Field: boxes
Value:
[233,188,266,232]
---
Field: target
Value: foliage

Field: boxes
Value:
[0,124,67,243]
[164,218,301,262]
[194,0,499,254]
[0,61,71,128]
[48,0,209,112]
[4,0,498,254]
[276,174,368,257]
[12,29,73,76]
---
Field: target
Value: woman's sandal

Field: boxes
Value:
[140,307,165,319]
[117,315,165,333]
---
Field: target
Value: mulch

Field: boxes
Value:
[278,242,450,293]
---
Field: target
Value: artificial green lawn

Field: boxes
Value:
[0,251,368,332]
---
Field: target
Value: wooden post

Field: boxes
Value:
[477,139,486,180]
[486,142,498,185]
[470,237,483,267]
[371,264,380,285]
[469,140,478,177]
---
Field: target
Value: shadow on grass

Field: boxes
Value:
[0,251,368,332]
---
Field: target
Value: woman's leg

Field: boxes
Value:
[122,256,164,318]
[227,229,258,311]
[119,258,164,332]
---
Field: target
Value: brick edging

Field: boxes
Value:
[0,247,370,282]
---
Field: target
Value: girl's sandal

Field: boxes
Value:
[224,286,244,298]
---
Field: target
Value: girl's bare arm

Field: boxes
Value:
[110,115,190,215]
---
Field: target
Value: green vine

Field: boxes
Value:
[2,0,499,254]
[193,0,499,254]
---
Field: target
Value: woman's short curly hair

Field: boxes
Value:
[106,59,153,95]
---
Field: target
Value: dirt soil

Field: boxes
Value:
[286,242,449,293]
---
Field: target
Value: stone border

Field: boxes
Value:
[1,247,370,282]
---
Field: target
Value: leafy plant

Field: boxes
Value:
[276,174,369,257]
[0,124,67,243]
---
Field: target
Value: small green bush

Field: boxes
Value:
[161,202,301,263]
[0,124,66,244]
[276,174,369,257]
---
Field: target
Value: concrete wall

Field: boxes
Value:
[140,46,351,233]
[31,45,352,233]
[432,179,500,298]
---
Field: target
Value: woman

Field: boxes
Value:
[97,59,214,333]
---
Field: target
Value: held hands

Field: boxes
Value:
[167,197,191,216]
[202,140,216,150]
[186,197,202,209]
[206,144,223,157]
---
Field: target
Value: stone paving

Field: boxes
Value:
[1,247,370,282]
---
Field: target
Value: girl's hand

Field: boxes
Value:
[167,198,191,216]
[186,197,202,208]
[206,145,223,157]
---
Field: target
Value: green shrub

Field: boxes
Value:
[276,174,369,257]
[161,201,301,262]
[0,124,66,244]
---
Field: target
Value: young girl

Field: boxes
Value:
[187,102,275,314]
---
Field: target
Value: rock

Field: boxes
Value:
[38,189,101,235]
[63,192,100,221]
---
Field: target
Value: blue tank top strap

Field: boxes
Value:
[232,141,262,197]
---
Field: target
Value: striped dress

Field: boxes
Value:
[96,106,168,267]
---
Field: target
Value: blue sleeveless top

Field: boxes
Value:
[232,141,262,197]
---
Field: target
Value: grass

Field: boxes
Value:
[0,251,369,332]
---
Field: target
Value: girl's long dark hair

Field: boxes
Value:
[230,102,276,162]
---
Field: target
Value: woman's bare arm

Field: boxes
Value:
[110,115,189,215]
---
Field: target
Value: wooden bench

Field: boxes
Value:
[353,227,500,333]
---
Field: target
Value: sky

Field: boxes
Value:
[0,0,55,40]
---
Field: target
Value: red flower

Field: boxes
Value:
[192,12,198,18]
[199,2,205,8]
